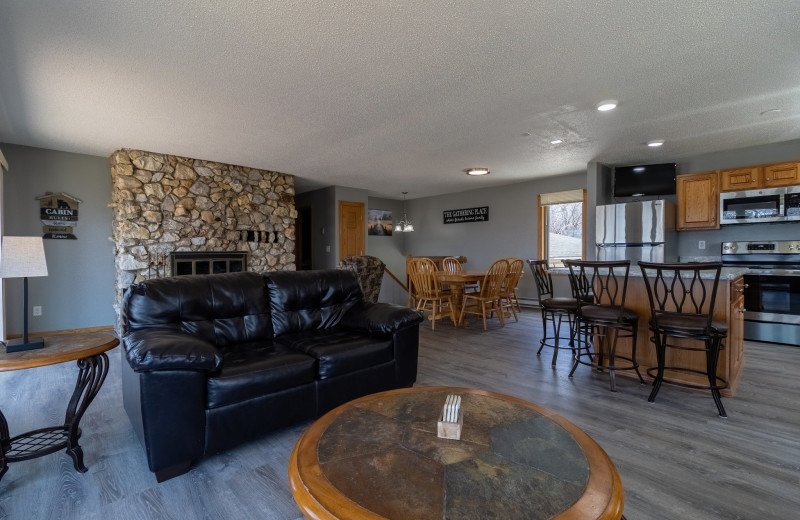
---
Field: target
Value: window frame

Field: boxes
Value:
[537,189,587,265]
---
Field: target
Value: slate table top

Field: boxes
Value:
[289,386,624,520]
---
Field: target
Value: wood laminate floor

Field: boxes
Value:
[0,311,798,519]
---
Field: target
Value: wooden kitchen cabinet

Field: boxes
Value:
[581,272,745,396]
[762,162,800,187]
[720,166,760,191]
[677,171,719,230]
[727,276,746,385]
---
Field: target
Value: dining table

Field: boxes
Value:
[434,270,487,325]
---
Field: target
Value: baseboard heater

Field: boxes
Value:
[517,297,541,308]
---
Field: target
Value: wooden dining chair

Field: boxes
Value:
[459,259,509,330]
[407,257,457,330]
[442,256,479,292]
[499,258,524,322]
[441,256,462,274]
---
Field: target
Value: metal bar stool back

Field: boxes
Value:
[638,261,728,417]
[528,259,578,366]
[564,260,644,391]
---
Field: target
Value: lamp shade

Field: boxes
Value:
[0,236,49,279]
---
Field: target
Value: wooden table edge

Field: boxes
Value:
[289,385,624,520]
[0,330,119,372]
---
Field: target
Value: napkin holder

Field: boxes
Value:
[437,397,463,440]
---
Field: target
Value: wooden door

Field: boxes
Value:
[720,166,760,191]
[676,171,720,230]
[338,201,365,260]
[762,162,800,187]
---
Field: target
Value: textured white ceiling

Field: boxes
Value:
[1,1,799,198]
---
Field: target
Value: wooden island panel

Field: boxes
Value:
[554,274,745,397]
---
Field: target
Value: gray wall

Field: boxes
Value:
[405,172,586,301]
[586,161,614,260]
[674,138,800,259]
[295,185,373,270]
[366,196,408,305]
[1,143,115,333]
[5,136,798,331]
[295,187,336,270]
[366,197,406,277]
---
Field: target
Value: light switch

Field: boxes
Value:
[325,245,331,253]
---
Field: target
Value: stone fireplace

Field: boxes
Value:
[110,148,296,316]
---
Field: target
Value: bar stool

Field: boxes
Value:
[638,261,728,417]
[528,259,578,366]
[564,260,644,392]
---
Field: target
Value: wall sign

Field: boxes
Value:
[37,192,82,239]
[443,206,489,224]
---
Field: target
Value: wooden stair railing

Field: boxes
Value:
[384,267,408,293]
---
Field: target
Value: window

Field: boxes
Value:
[537,189,586,267]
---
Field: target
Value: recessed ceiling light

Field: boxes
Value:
[759,108,781,116]
[647,140,665,147]
[596,100,618,111]
[550,139,563,145]
[466,168,490,176]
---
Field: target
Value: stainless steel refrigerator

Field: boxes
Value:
[596,200,677,262]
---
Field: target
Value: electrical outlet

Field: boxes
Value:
[698,240,706,250]
[33,306,42,316]
[325,245,331,253]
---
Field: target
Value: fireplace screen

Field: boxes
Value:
[170,252,248,276]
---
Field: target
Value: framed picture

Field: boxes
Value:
[368,209,393,236]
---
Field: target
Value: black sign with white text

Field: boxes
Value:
[443,206,489,224]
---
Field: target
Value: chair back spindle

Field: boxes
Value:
[639,262,722,336]
[529,259,554,300]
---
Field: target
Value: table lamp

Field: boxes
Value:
[0,236,49,353]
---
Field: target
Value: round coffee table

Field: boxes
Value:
[289,386,624,519]
[0,329,119,481]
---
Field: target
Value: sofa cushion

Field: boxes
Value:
[276,328,393,380]
[122,272,273,347]
[207,341,316,409]
[265,270,362,337]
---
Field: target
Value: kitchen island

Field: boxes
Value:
[552,267,748,396]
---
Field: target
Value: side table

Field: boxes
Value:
[0,329,119,481]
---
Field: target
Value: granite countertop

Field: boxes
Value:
[550,265,749,280]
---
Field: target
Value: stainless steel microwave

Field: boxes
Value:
[720,185,800,224]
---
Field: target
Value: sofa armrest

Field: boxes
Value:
[123,328,222,373]
[340,302,424,335]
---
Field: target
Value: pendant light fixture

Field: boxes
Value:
[395,192,414,232]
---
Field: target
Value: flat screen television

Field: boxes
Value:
[614,162,676,197]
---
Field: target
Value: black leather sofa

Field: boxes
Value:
[120,269,423,482]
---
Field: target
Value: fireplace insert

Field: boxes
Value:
[170,251,248,276]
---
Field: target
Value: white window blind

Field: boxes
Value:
[539,189,583,206]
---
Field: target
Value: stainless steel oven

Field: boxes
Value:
[720,185,800,225]
[722,240,800,345]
